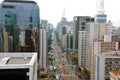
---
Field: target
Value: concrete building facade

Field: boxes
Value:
[78,31,87,68]
[39,29,47,74]
[94,51,120,80]
[91,38,119,80]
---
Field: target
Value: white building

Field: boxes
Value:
[39,29,47,73]
[87,22,113,66]
[78,31,87,69]
[91,38,119,80]
[78,19,113,70]
[94,51,120,80]
[0,53,37,80]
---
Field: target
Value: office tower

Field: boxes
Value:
[0,0,40,52]
[39,29,47,74]
[110,71,120,80]
[0,53,37,80]
[74,16,94,70]
[94,51,120,80]
[66,32,73,51]
[73,16,94,53]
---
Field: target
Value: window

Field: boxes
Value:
[2,5,15,8]
[29,16,32,22]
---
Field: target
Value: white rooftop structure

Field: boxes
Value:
[0,53,37,80]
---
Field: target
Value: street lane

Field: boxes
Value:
[52,31,79,80]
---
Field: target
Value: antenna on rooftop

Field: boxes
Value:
[97,0,105,14]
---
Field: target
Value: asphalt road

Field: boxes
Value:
[52,31,79,80]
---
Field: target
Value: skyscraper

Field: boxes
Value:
[90,0,114,79]
[0,0,40,52]
[39,29,47,74]
[73,16,94,53]
[73,16,94,70]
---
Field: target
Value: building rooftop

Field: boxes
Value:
[4,0,37,4]
[0,53,37,66]
[7,57,31,64]
[111,71,120,76]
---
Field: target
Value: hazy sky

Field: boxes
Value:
[38,0,120,27]
[0,0,120,27]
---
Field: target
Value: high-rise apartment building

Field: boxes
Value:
[73,16,94,53]
[86,21,113,70]
[0,0,40,52]
[39,29,47,74]
[90,0,115,79]
[91,35,119,80]
[74,16,94,70]
[78,31,87,68]
[94,51,120,80]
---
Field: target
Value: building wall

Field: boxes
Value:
[0,2,39,27]
[95,53,120,80]
[0,1,40,52]
[66,33,73,51]
[73,16,94,55]
[78,31,87,68]
[62,35,66,49]
[86,22,99,69]
[91,41,119,80]
[39,29,47,74]
[0,53,37,80]
[87,21,113,70]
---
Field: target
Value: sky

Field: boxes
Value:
[0,0,120,27]
[38,0,120,27]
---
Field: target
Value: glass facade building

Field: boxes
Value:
[0,0,40,52]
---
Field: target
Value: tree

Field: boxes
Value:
[83,68,90,77]
[48,46,52,51]
[48,57,55,64]
[40,74,48,78]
